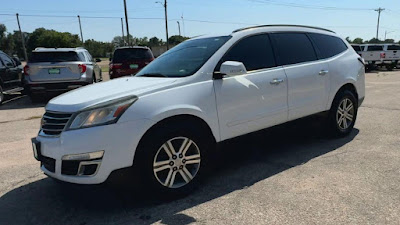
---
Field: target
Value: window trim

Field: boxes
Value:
[269,32,319,67]
[214,33,278,74]
[307,32,349,60]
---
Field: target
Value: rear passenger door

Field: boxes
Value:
[214,34,288,140]
[270,33,329,120]
[0,53,20,89]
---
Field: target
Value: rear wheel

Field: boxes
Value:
[327,90,358,137]
[134,122,213,197]
[92,73,97,83]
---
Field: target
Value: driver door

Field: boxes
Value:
[213,34,288,141]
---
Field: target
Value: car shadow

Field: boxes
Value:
[0,116,359,225]
[0,93,46,110]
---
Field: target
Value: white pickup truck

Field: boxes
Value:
[382,44,400,70]
[360,44,385,70]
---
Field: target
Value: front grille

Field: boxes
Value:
[41,111,73,136]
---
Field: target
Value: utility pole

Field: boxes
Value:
[181,14,185,36]
[164,0,169,50]
[16,13,28,62]
[123,0,131,46]
[375,7,385,40]
[121,18,125,46]
[177,21,181,36]
[77,15,84,43]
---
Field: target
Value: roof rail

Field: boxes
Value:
[232,24,335,34]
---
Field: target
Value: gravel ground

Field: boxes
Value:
[0,70,399,225]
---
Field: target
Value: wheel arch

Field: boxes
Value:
[327,82,359,110]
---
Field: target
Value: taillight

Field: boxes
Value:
[110,63,122,69]
[380,53,386,59]
[78,64,87,73]
[24,65,30,75]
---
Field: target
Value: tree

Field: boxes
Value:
[352,38,364,44]
[168,35,189,45]
[148,36,163,47]
[366,38,381,44]
[84,39,114,58]
[384,39,395,43]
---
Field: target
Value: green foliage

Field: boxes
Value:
[168,35,189,45]
[352,38,364,44]
[84,39,113,58]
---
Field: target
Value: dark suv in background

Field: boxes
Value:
[0,50,23,105]
[109,46,154,79]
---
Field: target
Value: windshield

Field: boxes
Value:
[30,51,80,63]
[113,48,153,62]
[136,36,231,77]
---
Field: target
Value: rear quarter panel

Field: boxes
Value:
[326,50,365,110]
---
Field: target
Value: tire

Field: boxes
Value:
[386,65,394,71]
[327,90,358,137]
[133,121,213,198]
[92,73,97,83]
[0,85,4,105]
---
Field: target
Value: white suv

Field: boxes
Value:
[32,25,365,195]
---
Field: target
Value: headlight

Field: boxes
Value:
[66,96,137,130]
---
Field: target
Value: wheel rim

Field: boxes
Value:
[153,137,201,189]
[336,98,355,130]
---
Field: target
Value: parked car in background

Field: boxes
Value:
[382,44,400,70]
[32,25,365,196]
[351,44,363,56]
[0,50,23,105]
[24,47,102,101]
[360,44,385,71]
[109,46,154,79]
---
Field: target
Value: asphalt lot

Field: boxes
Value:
[0,70,399,225]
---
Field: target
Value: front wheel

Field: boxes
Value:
[327,90,358,137]
[134,123,212,197]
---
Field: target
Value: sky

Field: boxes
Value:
[1,0,399,42]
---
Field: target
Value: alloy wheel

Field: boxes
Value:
[336,98,355,130]
[153,137,201,189]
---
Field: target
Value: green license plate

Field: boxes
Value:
[129,64,139,69]
[48,68,60,74]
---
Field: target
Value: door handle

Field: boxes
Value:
[319,70,329,76]
[270,78,284,85]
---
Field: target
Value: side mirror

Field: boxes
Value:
[109,57,112,62]
[95,58,101,63]
[219,61,247,77]
[12,57,21,66]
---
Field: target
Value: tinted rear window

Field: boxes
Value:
[308,33,348,59]
[30,52,81,63]
[387,45,400,50]
[220,34,276,71]
[352,45,362,52]
[113,48,153,62]
[367,45,383,51]
[271,33,317,66]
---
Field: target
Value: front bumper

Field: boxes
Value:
[34,119,153,184]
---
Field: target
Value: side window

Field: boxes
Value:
[388,45,400,51]
[220,34,276,71]
[309,33,348,59]
[270,33,317,66]
[78,52,87,62]
[0,53,15,67]
[85,51,93,62]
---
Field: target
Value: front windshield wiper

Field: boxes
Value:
[137,73,168,78]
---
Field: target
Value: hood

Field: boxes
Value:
[46,77,178,112]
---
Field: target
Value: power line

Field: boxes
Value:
[247,0,375,11]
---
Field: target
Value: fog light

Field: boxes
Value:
[62,151,104,161]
